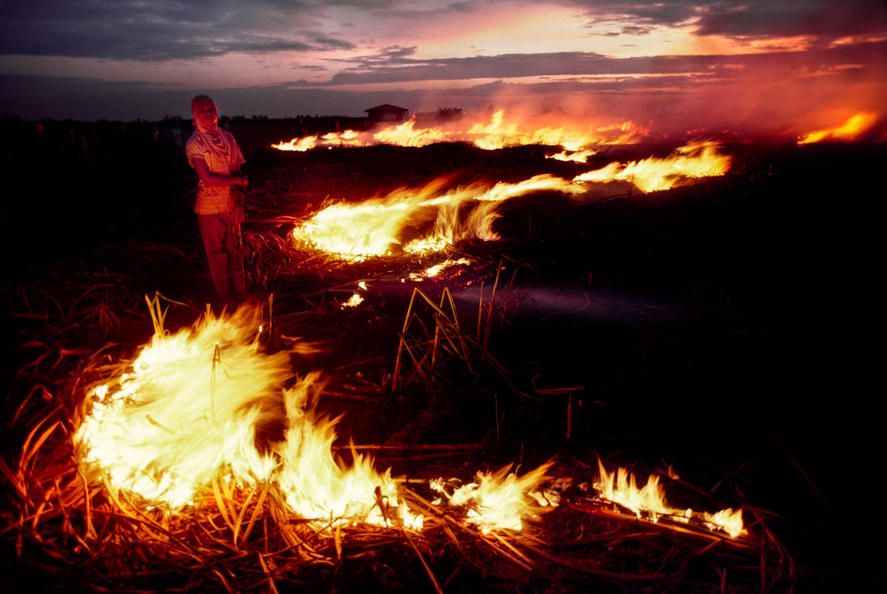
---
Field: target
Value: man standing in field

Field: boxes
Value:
[185,95,248,304]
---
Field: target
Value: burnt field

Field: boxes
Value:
[1,118,885,593]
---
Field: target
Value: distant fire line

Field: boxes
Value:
[289,141,731,260]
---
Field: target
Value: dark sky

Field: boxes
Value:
[1,0,886,135]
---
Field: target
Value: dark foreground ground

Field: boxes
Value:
[1,117,885,592]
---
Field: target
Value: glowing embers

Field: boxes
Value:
[74,305,419,528]
[573,140,732,193]
[595,461,745,538]
[431,463,555,534]
[797,112,878,144]
[408,258,474,281]
[291,175,584,260]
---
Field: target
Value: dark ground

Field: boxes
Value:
[1,116,885,592]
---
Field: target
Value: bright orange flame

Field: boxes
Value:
[431,463,554,533]
[291,174,584,260]
[272,135,319,151]
[468,111,641,151]
[595,460,745,538]
[797,112,878,144]
[573,140,731,193]
[272,110,644,154]
[341,293,364,308]
[276,376,422,529]
[373,117,449,147]
[546,148,598,163]
[74,307,291,508]
[74,306,421,529]
[423,258,473,278]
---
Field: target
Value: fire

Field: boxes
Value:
[431,463,554,534]
[275,377,422,529]
[74,307,290,508]
[797,112,878,144]
[594,461,676,523]
[272,135,319,152]
[547,148,598,163]
[595,460,745,538]
[341,293,364,308]
[423,258,473,278]
[272,110,644,154]
[74,305,421,529]
[372,117,448,147]
[468,110,639,151]
[573,140,731,193]
[291,174,584,260]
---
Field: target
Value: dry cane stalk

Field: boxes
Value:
[392,288,419,392]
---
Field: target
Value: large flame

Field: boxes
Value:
[797,112,878,144]
[273,110,643,154]
[291,174,584,260]
[275,377,422,529]
[595,460,745,538]
[74,306,420,529]
[573,140,731,193]
[431,463,554,534]
[74,307,289,508]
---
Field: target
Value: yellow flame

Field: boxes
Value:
[341,293,364,308]
[272,135,318,151]
[276,376,422,529]
[373,117,449,147]
[321,129,365,147]
[573,140,731,192]
[74,307,289,507]
[797,112,878,144]
[424,258,473,278]
[74,306,421,529]
[703,508,745,538]
[272,110,644,154]
[595,460,745,538]
[547,148,598,163]
[291,174,584,260]
[468,111,638,151]
[595,461,674,523]
[431,462,554,534]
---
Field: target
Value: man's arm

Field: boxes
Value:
[191,157,248,188]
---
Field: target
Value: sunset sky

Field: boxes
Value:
[1,0,886,136]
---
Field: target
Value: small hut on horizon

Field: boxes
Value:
[365,104,409,123]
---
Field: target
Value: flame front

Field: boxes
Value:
[797,112,878,144]
[291,174,584,260]
[276,377,421,529]
[573,140,731,193]
[273,110,643,154]
[431,463,554,534]
[595,461,745,538]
